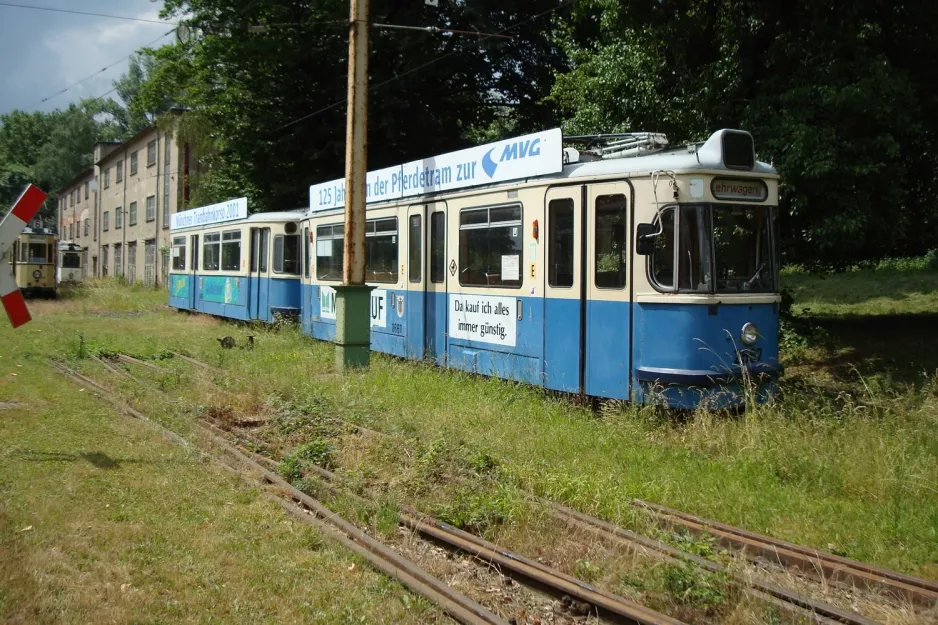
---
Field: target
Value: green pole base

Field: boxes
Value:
[333,284,375,372]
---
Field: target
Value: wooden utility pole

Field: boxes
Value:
[334,0,373,370]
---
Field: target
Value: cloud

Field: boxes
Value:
[0,1,173,113]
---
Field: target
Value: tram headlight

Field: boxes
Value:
[32,270,41,279]
[740,322,759,346]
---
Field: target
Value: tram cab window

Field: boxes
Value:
[458,203,522,288]
[316,224,344,281]
[172,236,186,271]
[650,208,675,289]
[548,199,574,288]
[221,230,241,271]
[712,205,775,292]
[595,194,627,289]
[203,233,220,270]
[62,253,81,269]
[274,234,301,274]
[365,218,398,283]
[28,243,47,264]
[647,204,777,293]
[430,211,445,284]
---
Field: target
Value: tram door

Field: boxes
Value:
[404,205,426,359]
[543,187,583,392]
[249,228,270,320]
[584,182,632,398]
[424,203,448,364]
[188,234,199,309]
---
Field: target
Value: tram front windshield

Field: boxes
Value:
[650,204,777,293]
[62,253,81,268]
[28,243,48,264]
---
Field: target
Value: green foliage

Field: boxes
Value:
[552,0,938,266]
[279,438,334,481]
[659,563,727,611]
[432,483,524,533]
[139,0,567,210]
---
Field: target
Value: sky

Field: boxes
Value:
[0,0,177,114]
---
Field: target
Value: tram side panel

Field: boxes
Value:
[441,189,546,386]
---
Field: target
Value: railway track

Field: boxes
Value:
[55,358,690,625]
[101,352,938,621]
[631,499,938,607]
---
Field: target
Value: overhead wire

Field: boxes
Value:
[0,1,178,25]
[271,0,576,134]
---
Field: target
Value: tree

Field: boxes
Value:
[551,0,938,266]
[136,0,569,211]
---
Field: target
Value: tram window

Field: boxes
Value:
[678,206,712,292]
[594,194,627,289]
[62,253,80,269]
[712,205,776,292]
[650,208,676,289]
[316,224,344,281]
[28,243,47,263]
[172,236,186,271]
[458,203,522,288]
[366,217,398,283]
[259,229,269,272]
[250,230,259,272]
[548,199,574,288]
[409,215,421,283]
[274,234,301,274]
[203,233,220,270]
[221,230,241,271]
[303,227,310,278]
[430,211,445,284]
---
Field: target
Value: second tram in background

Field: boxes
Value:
[6,226,58,298]
[56,241,84,287]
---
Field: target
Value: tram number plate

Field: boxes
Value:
[391,323,403,335]
[734,348,761,365]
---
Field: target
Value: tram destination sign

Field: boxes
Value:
[171,197,248,230]
[309,128,564,212]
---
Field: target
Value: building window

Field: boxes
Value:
[116,160,123,183]
[103,168,110,188]
[594,194,628,289]
[76,222,80,239]
[146,195,155,221]
[458,203,523,288]
[221,230,241,271]
[130,151,138,176]
[84,218,89,237]
[409,214,421,283]
[273,234,301,274]
[365,217,398,283]
[70,191,74,207]
[548,198,575,288]
[129,201,137,226]
[115,205,123,229]
[147,140,157,167]
[77,189,80,204]
[316,224,343,281]
[69,223,73,239]
[103,211,109,231]
[114,243,122,277]
[203,233,220,270]
[165,136,171,166]
[172,236,186,271]
[84,182,89,200]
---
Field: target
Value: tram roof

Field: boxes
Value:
[556,148,777,181]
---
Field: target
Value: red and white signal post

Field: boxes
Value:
[1,184,48,328]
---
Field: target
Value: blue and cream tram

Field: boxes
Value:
[168,200,304,322]
[171,128,781,408]
[303,128,780,408]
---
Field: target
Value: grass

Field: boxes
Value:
[0,288,442,623]
[4,274,938,622]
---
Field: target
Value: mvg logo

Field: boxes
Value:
[481,137,542,178]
